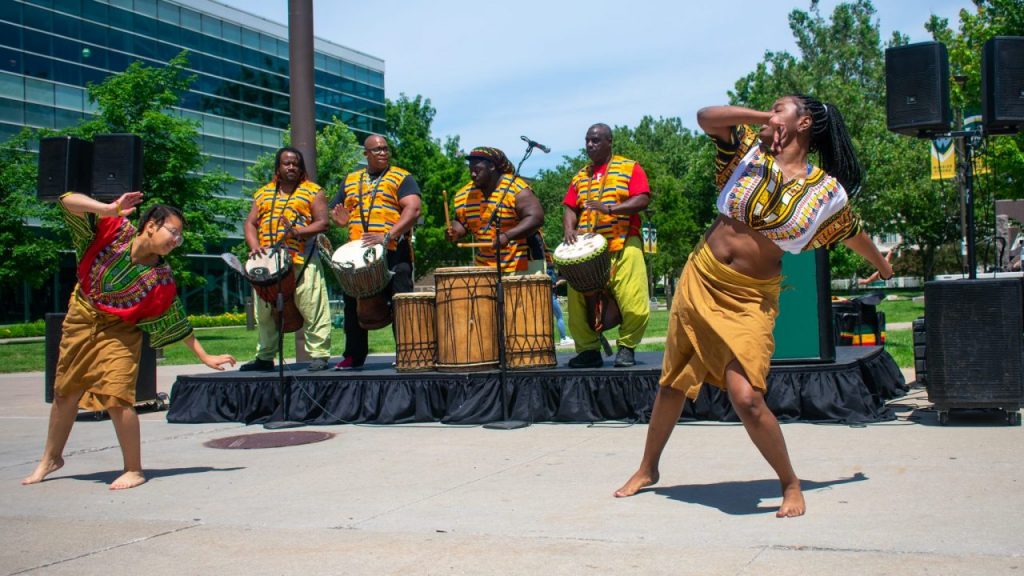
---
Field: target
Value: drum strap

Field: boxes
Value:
[358,168,390,234]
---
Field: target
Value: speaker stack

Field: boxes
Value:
[885,38,1024,424]
[923,279,1024,425]
[36,133,143,203]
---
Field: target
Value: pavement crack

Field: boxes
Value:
[7,523,201,575]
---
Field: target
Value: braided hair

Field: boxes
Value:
[789,94,863,196]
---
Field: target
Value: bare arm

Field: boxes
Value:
[362,194,422,247]
[180,333,236,371]
[843,231,894,280]
[499,189,544,247]
[61,192,143,218]
[697,105,772,141]
[563,206,581,244]
[243,201,263,257]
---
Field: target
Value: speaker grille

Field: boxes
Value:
[90,134,143,201]
[37,136,92,201]
[885,42,951,136]
[982,36,1024,134]
[924,279,1024,407]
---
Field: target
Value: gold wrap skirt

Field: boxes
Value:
[54,293,143,411]
[660,241,781,399]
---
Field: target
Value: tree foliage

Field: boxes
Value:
[384,94,470,278]
[1,51,243,291]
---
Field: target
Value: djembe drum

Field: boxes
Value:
[245,248,303,332]
[330,239,393,330]
[553,233,620,331]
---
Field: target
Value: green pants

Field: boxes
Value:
[568,235,649,351]
[254,255,333,361]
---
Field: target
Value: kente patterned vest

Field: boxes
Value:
[569,155,637,252]
[454,174,530,272]
[342,166,413,251]
[253,180,321,265]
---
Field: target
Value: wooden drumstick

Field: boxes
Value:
[442,189,451,230]
[457,242,491,248]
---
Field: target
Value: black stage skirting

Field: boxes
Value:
[167,347,907,426]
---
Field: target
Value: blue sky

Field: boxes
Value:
[216,0,974,175]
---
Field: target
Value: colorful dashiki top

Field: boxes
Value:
[714,125,862,254]
[60,196,192,348]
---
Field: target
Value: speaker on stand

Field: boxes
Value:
[37,136,92,202]
[91,134,143,202]
[981,36,1024,135]
[885,41,952,137]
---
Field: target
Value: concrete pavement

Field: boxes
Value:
[1,364,1021,575]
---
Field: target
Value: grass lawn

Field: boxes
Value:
[0,308,915,373]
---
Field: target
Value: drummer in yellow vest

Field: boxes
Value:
[446,147,545,274]
[240,147,333,372]
[563,124,651,368]
[330,134,422,370]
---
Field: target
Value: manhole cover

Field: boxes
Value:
[204,431,335,449]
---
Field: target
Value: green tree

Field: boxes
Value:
[1,51,243,301]
[242,117,363,261]
[926,0,1024,272]
[384,94,470,277]
[730,0,961,279]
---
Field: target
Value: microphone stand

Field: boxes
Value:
[264,222,304,430]
[482,143,535,431]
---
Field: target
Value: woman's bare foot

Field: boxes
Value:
[776,482,805,517]
[21,457,64,485]
[110,470,146,490]
[614,469,659,498]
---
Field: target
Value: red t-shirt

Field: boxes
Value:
[563,162,649,237]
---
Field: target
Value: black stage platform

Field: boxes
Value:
[167,347,907,426]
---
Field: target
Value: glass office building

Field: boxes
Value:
[0,0,386,199]
[0,0,385,319]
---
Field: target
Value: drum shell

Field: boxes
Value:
[554,241,611,294]
[434,267,498,372]
[503,276,556,369]
[330,243,390,298]
[246,251,303,333]
[393,292,437,372]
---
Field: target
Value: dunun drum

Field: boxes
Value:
[434,267,498,372]
[245,249,303,333]
[330,239,393,330]
[503,276,556,369]
[393,292,437,372]
[553,233,610,294]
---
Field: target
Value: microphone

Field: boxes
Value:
[521,135,550,153]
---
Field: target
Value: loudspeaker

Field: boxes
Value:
[37,136,92,202]
[44,312,158,407]
[772,248,835,364]
[90,133,143,201]
[885,41,952,137]
[981,36,1024,135]
[924,279,1024,409]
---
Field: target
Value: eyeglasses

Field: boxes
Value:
[161,225,184,246]
[365,146,390,155]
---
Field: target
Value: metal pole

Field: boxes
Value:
[288,0,315,361]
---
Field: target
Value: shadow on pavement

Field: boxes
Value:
[59,466,246,484]
[647,472,868,515]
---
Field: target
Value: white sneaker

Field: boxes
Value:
[559,337,574,346]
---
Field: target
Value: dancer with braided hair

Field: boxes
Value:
[614,95,892,516]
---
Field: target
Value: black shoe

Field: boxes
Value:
[239,358,274,372]
[614,347,636,368]
[568,349,603,369]
[307,358,330,371]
